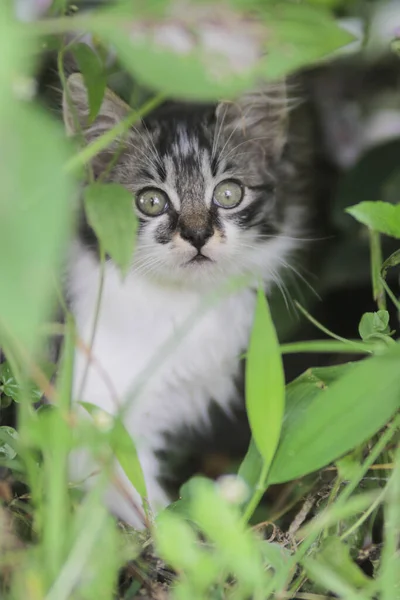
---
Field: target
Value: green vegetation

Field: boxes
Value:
[0,1,399,598]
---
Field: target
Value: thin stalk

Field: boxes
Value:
[381,276,400,313]
[64,94,164,174]
[294,302,368,350]
[42,316,75,585]
[77,245,106,401]
[280,340,374,355]
[369,229,386,310]
[340,487,386,542]
[242,462,270,524]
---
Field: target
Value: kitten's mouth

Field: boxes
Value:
[187,253,212,265]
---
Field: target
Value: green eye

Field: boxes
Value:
[213,180,244,209]
[136,188,169,217]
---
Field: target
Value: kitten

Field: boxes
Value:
[63,74,319,528]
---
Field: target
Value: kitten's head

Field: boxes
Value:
[64,74,305,288]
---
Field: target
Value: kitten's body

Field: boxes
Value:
[64,76,318,527]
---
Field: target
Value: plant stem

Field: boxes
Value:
[381,277,400,313]
[280,340,373,355]
[340,487,386,542]
[369,229,386,310]
[64,94,164,173]
[294,302,364,347]
[241,461,270,524]
[77,245,106,401]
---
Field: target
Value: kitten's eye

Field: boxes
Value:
[136,188,169,217]
[213,180,244,209]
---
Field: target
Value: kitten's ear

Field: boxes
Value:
[62,73,130,139]
[216,80,290,160]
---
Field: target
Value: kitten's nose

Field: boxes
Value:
[180,223,213,250]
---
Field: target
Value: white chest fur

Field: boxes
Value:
[68,244,256,524]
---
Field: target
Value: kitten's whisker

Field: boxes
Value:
[132,255,165,277]
[255,232,330,243]
[212,104,228,160]
[277,258,321,301]
[269,268,292,315]
[220,136,271,164]
[135,121,164,170]
[217,110,250,165]
[125,140,161,174]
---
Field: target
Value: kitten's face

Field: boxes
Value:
[64,76,301,288]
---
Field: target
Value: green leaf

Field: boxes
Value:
[245,289,285,467]
[0,426,19,460]
[358,311,391,341]
[0,362,18,400]
[346,201,400,239]
[97,32,257,101]
[240,364,351,494]
[303,538,371,597]
[381,249,400,279]
[155,511,218,588]
[269,349,400,483]
[0,103,73,351]
[0,5,34,113]
[72,43,106,124]
[89,2,352,100]
[84,183,137,277]
[0,360,54,403]
[110,417,147,499]
[259,4,354,79]
[238,437,264,490]
[80,402,147,499]
[187,477,267,591]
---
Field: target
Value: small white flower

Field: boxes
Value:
[93,409,114,432]
[12,76,37,101]
[216,474,249,505]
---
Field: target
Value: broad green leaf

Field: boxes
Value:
[245,289,285,466]
[80,402,147,498]
[89,1,352,100]
[96,28,258,101]
[155,511,219,589]
[238,437,264,490]
[336,450,362,482]
[84,183,137,277]
[72,43,106,123]
[0,103,73,351]
[0,5,34,113]
[269,348,400,483]
[346,201,400,239]
[259,4,354,79]
[358,310,391,341]
[187,477,267,590]
[110,417,147,499]
[240,364,352,492]
[303,538,371,598]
